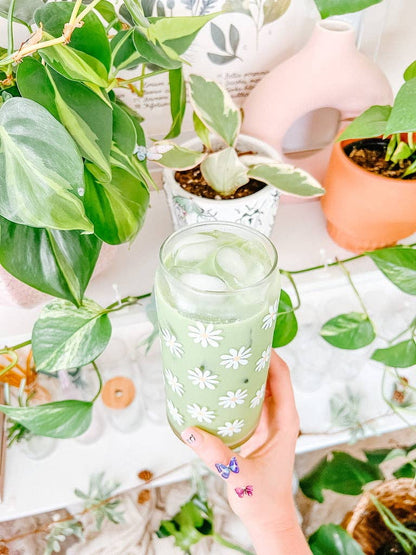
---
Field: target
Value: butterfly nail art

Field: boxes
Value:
[235,485,253,498]
[215,456,239,479]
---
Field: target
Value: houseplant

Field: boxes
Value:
[0,0,215,440]
[147,74,324,236]
[300,444,416,555]
[321,61,416,252]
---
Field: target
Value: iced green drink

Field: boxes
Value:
[154,222,280,448]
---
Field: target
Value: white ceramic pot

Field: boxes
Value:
[163,134,280,237]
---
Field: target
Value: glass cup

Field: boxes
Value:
[154,222,280,448]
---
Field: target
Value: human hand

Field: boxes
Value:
[181,350,310,554]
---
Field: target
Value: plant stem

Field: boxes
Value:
[7,0,17,56]
[280,270,301,311]
[337,258,370,318]
[105,293,151,312]
[0,350,18,377]
[68,0,83,28]
[213,533,254,555]
[115,69,168,88]
[73,0,102,26]
[91,362,103,403]
[5,339,31,351]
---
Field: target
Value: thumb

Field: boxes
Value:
[181,426,238,474]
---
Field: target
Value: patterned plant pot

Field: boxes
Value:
[163,134,281,237]
[0,243,118,308]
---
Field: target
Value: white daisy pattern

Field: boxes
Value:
[167,400,184,425]
[188,367,219,390]
[188,322,223,348]
[187,403,215,424]
[220,346,252,370]
[218,389,248,409]
[255,346,272,372]
[161,328,184,358]
[217,419,245,437]
[250,384,266,408]
[262,300,279,330]
[164,369,184,397]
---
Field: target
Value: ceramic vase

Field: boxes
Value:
[321,138,416,252]
[163,135,280,237]
[241,20,393,182]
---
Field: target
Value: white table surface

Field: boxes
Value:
[0,193,415,522]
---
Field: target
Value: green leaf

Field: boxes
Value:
[309,524,364,555]
[300,452,383,503]
[371,339,416,368]
[272,289,298,347]
[84,166,149,245]
[16,57,60,120]
[152,141,206,169]
[0,97,92,231]
[46,67,112,180]
[123,0,149,27]
[93,0,121,28]
[133,28,181,69]
[193,111,211,149]
[0,0,44,25]
[189,74,241,146]
[0,400,93,439]
[313,0,382,19]
[321,312,375,349]
[165,67,186,139]
[404,60,416,82]
[366,246,416,295]
[365,447,412,466]
[111,29,144,72]
[0,216,101,305]
[385,78,416,135]
[338,105,391,141]
[201,147,249,196]
[247,162,325,197]
[112,102,137,155]
[148,14,217,55]
[211,23,226,51]
[35,2,111,71]
[393,461,416,479]
[263,0,290,25]
[32,298,112,374]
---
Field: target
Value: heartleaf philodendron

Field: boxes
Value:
[321,312,376,349]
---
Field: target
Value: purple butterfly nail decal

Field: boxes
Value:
[215,456,239,479]
[235,485,253,498]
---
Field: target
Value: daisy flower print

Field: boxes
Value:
[220,346,252,370]
[262,300,278,330]
[167,400,184,425]
[161,328,184,358]
[188,367,219,390]
[250,384,266,408]
[188,322,223,348]
[255,346,271,372]
[187,403,215,424]
[164,369,184,397]
[219,389,248,409]
[217,419,244,437]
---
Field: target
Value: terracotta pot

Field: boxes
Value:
[321,138,416,253]
[163,134,280,237]
[0,243,118,308]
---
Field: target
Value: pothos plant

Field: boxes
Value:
[146,73,325,199]
[0,0,216,440]
[300,443,416,554]
[339,59,416,177]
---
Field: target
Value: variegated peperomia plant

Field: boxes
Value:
[149,74,325,198]
[0,0,215,440]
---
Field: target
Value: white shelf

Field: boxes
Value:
[0,192,415,521]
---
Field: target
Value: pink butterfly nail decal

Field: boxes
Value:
[215,457,239,479]
[235,485,253,498]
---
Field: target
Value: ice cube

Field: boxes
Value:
[215,246,248,287]
[174,239,217,267]
[179,272,227,291]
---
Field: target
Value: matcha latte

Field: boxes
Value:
[154,222,280,448]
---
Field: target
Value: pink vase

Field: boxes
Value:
[0,243,118,308]
[241,20,393,183]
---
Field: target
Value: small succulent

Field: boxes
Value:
[144,74,325,199]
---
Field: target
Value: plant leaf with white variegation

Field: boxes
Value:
[201,147,249,196]
[189,74,241,147]
[151,142,206,169]
[247,163,325,197]
[148,14,217,55]
[32,299,112,374]
[0,98,92,231]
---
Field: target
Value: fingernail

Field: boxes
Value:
[181,428,200,445]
